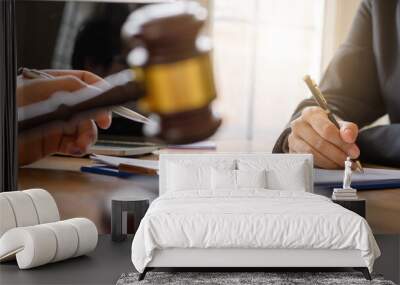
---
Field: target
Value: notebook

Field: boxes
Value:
[89,140,160,156]
[314,168,400,190]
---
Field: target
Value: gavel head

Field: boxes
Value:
[122,2,221,144]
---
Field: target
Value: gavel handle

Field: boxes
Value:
[18,81,144,133]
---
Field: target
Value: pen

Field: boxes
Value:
[19,67,154,125]
[303,75,364,173]
[80,165,135,178]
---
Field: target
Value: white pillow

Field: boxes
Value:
[211,169,268,191]
[267,161,307,191]
[238,159,308,191]
[167,163,211,191]
[211,168,236,190]
[236,169,267,189]
[166,159,236,192]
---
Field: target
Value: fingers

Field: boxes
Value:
[300,107,359,158]
[42,127,63,157]
[58,120,97,156]
[43,70,104,85]
[17,76,88,106]
[18,70,112,128]
[290,118,347,167]
[17,70,112,164]
[301,107,342,146]
[94,112,112,129]
[38,70,111,92]
[56,122,78,155]
[288,106,361,169]
[288,133,340,169]
[339,121,358,144]
[75,120,98,153]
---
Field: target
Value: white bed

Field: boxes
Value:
[131,153,380,280]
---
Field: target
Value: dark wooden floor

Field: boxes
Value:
[1,235,398,284]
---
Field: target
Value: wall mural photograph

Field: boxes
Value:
[0,1,399,284]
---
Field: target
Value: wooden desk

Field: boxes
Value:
[17,141,400,234]
[357,189,400,234]
[18,158,158,234]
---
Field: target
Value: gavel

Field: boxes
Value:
[18,2,221,144]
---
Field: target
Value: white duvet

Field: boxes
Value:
[131,190,380,273]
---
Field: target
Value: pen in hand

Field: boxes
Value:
[18,68,155,129]
[303,75,364,173]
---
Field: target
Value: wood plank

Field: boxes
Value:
[18,167,158,234]
[358,189,400,234]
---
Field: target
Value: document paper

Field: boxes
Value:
[90,154,159,170]
[314,168,400,184]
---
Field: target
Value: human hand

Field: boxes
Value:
[18,70,112,166]
[288,106,360,169]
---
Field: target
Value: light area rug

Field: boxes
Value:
[116,272,395,285]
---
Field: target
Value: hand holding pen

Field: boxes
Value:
[17,69,113,166]
[20,68,153,125]
[286,75,363,171]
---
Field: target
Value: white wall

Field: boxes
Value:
[208,0,365,146]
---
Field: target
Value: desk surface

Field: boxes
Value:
[18,166,158,234]
[1,235,399,285]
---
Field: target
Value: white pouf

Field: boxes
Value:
[24,189,60,224]
[0,218,98,269]
[0,196,17,237]
[0,191,39,227]
[0,189,98,269]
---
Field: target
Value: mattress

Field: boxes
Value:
[131,190,380,273]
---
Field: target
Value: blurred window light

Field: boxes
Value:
[211,0,325,148]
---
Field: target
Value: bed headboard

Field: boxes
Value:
[159,153,313,195]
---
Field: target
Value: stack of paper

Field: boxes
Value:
[332,188,358,200]
[167,141,216,150]
[89,140,160,156]
[90,154,159,170]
